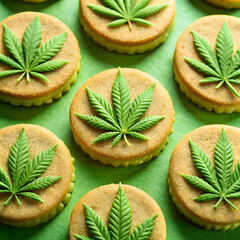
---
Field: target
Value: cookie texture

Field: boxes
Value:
[205,0,240,9]
[173,15,240,113]
[0,124,74,227]
[169,125,240,230]
[69,184,166,240]
[0,12,80,107]
[70,68,174,167]
[79,0,175,54]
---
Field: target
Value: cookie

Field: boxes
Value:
[0,12,80,107]
[205,0,240,9]
[169,125,240,230]
[0,124,75,227]
[79,0,175,54]
[70,68,174,167]
[68,184,166,240]
[173,15,240,113]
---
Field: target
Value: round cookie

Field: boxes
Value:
[0,12,81,107]
[173,15,240,113]
[205,0,240,9]
[168,125,240,230]
[0,124,75,227]
[70,68,174,167]
[68,184,166,240]
[79,0,175,54]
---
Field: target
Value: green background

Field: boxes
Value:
[0,0,240,239]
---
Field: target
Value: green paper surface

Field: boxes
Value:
[0,0,240,239]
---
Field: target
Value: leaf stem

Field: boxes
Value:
[26,72,30,82]
[124,134,131,146]
[214,197,223,209]
[224,197,237,210]
[127,20,132,31]
[4,193,14,207]
[15,194,21,206]
[17,72,26,82]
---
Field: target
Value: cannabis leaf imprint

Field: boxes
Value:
[185,22,240,98]
[182,128,240,210]
[0,128,62,206]
[0,15,69,82]
[75,183,158,240]
[75,67,165,146]
[88,0,167,31]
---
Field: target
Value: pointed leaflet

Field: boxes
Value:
[3,24,25,68]
[19,176,61,192]
[132,0,151,14]
[84,204,111,240]
[184,58,220,78]
[86,87,119,128]
[23,16,42,69]
[129,215,157,240]
[131,18,152,26]
[112,67,131,129]
[75,114,118,131]
[126,82,156,128]
[108,184,131,240]
[30,71,50,82]
[8,128,29,191]
[216,22,233,77]
[0,70,24,78]
[214,128,234,191]
[87,5,123,18]
[181,174,219,194]
[30,60,69,72]
[0,54,23,70]
[19,145,57,188]
[189,140,220,191]
[30,32,67,68]
[191,31,221,75]
[0,169,11,190]
[127,132,149,140]
[102,0,124,12]
[18,192,43,203]
[231,162,240,184]
[194,193,220,202]
[129,116,165,132]
[112,133,122,146]
[91,132,119,144]
[229,48,240,75]
[133,4,167,18]
[108,19,127,27]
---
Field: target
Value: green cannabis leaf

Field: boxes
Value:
[182,127,240,210]
[74,183,158,240]
[75,67,165,146]
[0,15,69,82]
[88,0,167,31]
[185,22,240,98]
[0,128,62,206]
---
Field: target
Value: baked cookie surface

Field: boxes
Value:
[0,124,74,227]
[173,15,240,113]
[68,184,166,240]
[169,124,240,230]
[79,0,175,54]
[70,68,174,167]
[205,0,240,9]
[0,12,80,107]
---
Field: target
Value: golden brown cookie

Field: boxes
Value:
[205,0,240,9]
[70,68,174,167]
[0,124,75,227]
[0,12,80,107]
[79,0,175,54]
[173,15,240,113]
[169,125,240,230]
[68,184,166,240]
